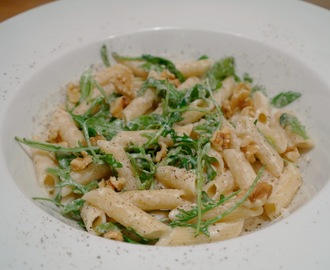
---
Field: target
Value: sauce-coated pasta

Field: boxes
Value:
[16,48,313,246]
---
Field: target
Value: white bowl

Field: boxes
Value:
[1,1,330,269]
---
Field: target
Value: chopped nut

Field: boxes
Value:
[103,230,124,242]
[211,126,232,151]
[89,135,106,146]
[249,182,273,203]
[67,82,80,104]
[107,176,126,191]
[95,64,135,99]
[70,152,93,171]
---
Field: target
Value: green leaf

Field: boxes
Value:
[79,69,94,103]
[126,145,156,190]
[271,91,301,108]
[125,227,158,244]
[198,55,209,60]
[140,54,185,82]
[100,153,123,168]
[203,154,218,183]
[48,167,98,195]
[279,113,308,139]
[127,114,164,131]
[55,153,77,169]
[15,137,99,153]
[61,198,85,215]
[95,222,120,235]
[243,73,253,83]
[206,57,239,90]
[84,117,126,141]
[100,44,110,67]
[139,77,185,109]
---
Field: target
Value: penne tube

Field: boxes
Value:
[119,189,187,211]
[81,202,107,235]
[203,171,236,200]
[175,59,212,78]
[32,149,58,195]
[70,163,111,185]
[213,77,236,105]
[222,148,256,189]
[177,76,201,91]
[156,220,244,246]
[111,130,155,147]
[264,164,302,219]
[52,107,85,147]
[83,188,169,239]
[123,88,156,121]
[252,91,271,123]
[237,117,284,177]
[257,122,288,154]
[178,99,214,125]
[155,166,196,199]
[97,140,138,190]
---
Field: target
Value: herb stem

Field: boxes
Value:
[15,137,99,153]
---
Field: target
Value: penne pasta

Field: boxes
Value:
[156,220,244,246]
[18,50,313,246]
[155,166,196,199]
[264,164,302,219]
[119,189,187,211]
[97,140,138,190]
[81,202,107,235]
[83,188,169,239]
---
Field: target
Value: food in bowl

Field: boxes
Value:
[15,45,313,246]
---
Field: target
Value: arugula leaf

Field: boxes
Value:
[198,55,209,60]
[126,145,156,190]
[125,227,158,245]
[271,91,301,108]
[95,222,121,235]
[126,114,164,131]
[83,117,126,141]
[170,166,265,236]
[95,222,157,244]
[243,73,253,83]
[203,153,218,183]
[100,153,123,169]
[100,44,110,67]
[165,137,198,170]
[140,54,185,82]
[139,77,185,108]
[182,84,209,105]
[47,167,98,195]
[78,69,111,106]
[206,57,239,90]
[55,153,77,169]
[169,190,239,229]
[279,113,308,139]
[79,69,94,104]
[15,137,98,153]
[61,198,85,216]
[33,197,85,221]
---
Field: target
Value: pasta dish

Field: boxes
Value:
[15,46,313,246]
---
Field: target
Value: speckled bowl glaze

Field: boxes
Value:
[1,1,330,269]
